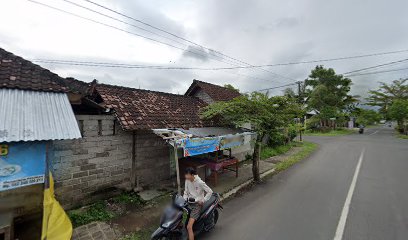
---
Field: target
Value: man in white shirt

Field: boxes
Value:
[183,167,213,240]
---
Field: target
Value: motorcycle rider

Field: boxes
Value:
[183,167,213,240]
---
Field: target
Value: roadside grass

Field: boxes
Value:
[68,191,146,227]
[397,134,408,139]
[274,141,317,172]
[304,128,355,136]
[68,201,114,228]
[260,142,301,160]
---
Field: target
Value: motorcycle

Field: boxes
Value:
[151,193,222,240]
[359,127,364,134]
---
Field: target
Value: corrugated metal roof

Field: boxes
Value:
[0,89,81,142]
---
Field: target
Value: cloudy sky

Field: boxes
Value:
[1,0,408,97]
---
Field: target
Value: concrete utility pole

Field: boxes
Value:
[297,81,304,142]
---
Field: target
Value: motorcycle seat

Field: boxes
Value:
[201,195,217,214]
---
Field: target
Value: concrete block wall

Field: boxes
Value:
[51,115,133,209]
[51,115,173,209]
[134,130,171,187]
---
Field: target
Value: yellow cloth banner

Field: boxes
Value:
[41,173,72,240]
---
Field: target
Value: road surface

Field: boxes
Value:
[201,126,408,240]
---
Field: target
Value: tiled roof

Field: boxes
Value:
[185,79,241,102]
[0,48,89,94]
[96,84,208,130]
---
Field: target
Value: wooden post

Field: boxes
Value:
[131,131,136,189]
[173,143,181,195]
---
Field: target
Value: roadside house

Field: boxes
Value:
[185,79,241,104]
[0,48,82,238]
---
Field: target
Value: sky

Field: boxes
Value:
[0,0,408,97]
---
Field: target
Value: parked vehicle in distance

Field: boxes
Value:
[151,193,222,240]
[359,125,365,134]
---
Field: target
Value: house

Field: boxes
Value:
[0,48,82,238]
[185,79,241,104]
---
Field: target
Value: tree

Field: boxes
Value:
[388,99,408,134]
[355,108,382,126]
[201,93,302,182]
[305,66,357,128]
[367,78,408,115]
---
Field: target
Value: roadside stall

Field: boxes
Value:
[153,127,255,193]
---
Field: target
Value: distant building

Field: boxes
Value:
[185,79,241,104]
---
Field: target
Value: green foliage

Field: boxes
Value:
[367,78,408,115]
[305,66,357,125]
[275,142,317,172]
[201,92,303,181]
[355,108,382,126]
[201,92,303,138]
[113,191,146,205]
[388,99,408,133]
[68,201,114,227]
[260,142,301,160]
[304,128,355,136]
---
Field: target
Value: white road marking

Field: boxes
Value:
[369,130,379,135]
[333,149,365,240]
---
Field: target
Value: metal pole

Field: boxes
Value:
[173,142,181,194]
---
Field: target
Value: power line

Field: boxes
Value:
[345,66,408,77]
[80,0,288,75]
[251,58,408,93]
[31,55,408,72]
[26,0,282,83]
[248,82,300,93]
[77,0,297,82]
[342,58,408,75]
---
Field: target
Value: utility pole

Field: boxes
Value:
[297,81,304,142]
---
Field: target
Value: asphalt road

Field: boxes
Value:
[201,126,408,240]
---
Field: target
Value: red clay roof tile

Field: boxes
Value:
[96,84,208,130]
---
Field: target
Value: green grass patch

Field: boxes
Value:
[112,191,146,205]
[275,141,317,172]
[397,134,408,139]
[304,128,355,136]
[260,142,300,160]
[68,201,115,228]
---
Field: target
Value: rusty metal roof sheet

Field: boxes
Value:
[0,89,81,142]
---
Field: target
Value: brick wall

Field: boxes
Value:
[51,115,172,209]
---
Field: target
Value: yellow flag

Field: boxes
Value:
[41,172,72,240]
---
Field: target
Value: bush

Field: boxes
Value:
[68,201,114,227]
[267,131,286,146]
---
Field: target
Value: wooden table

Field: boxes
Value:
[204,158,239,186]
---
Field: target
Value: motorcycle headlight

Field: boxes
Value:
[161,221,173,228]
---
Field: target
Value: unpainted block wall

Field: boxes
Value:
[51,115,133,208]
[51,115,172,209]
[134,130,171,186]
